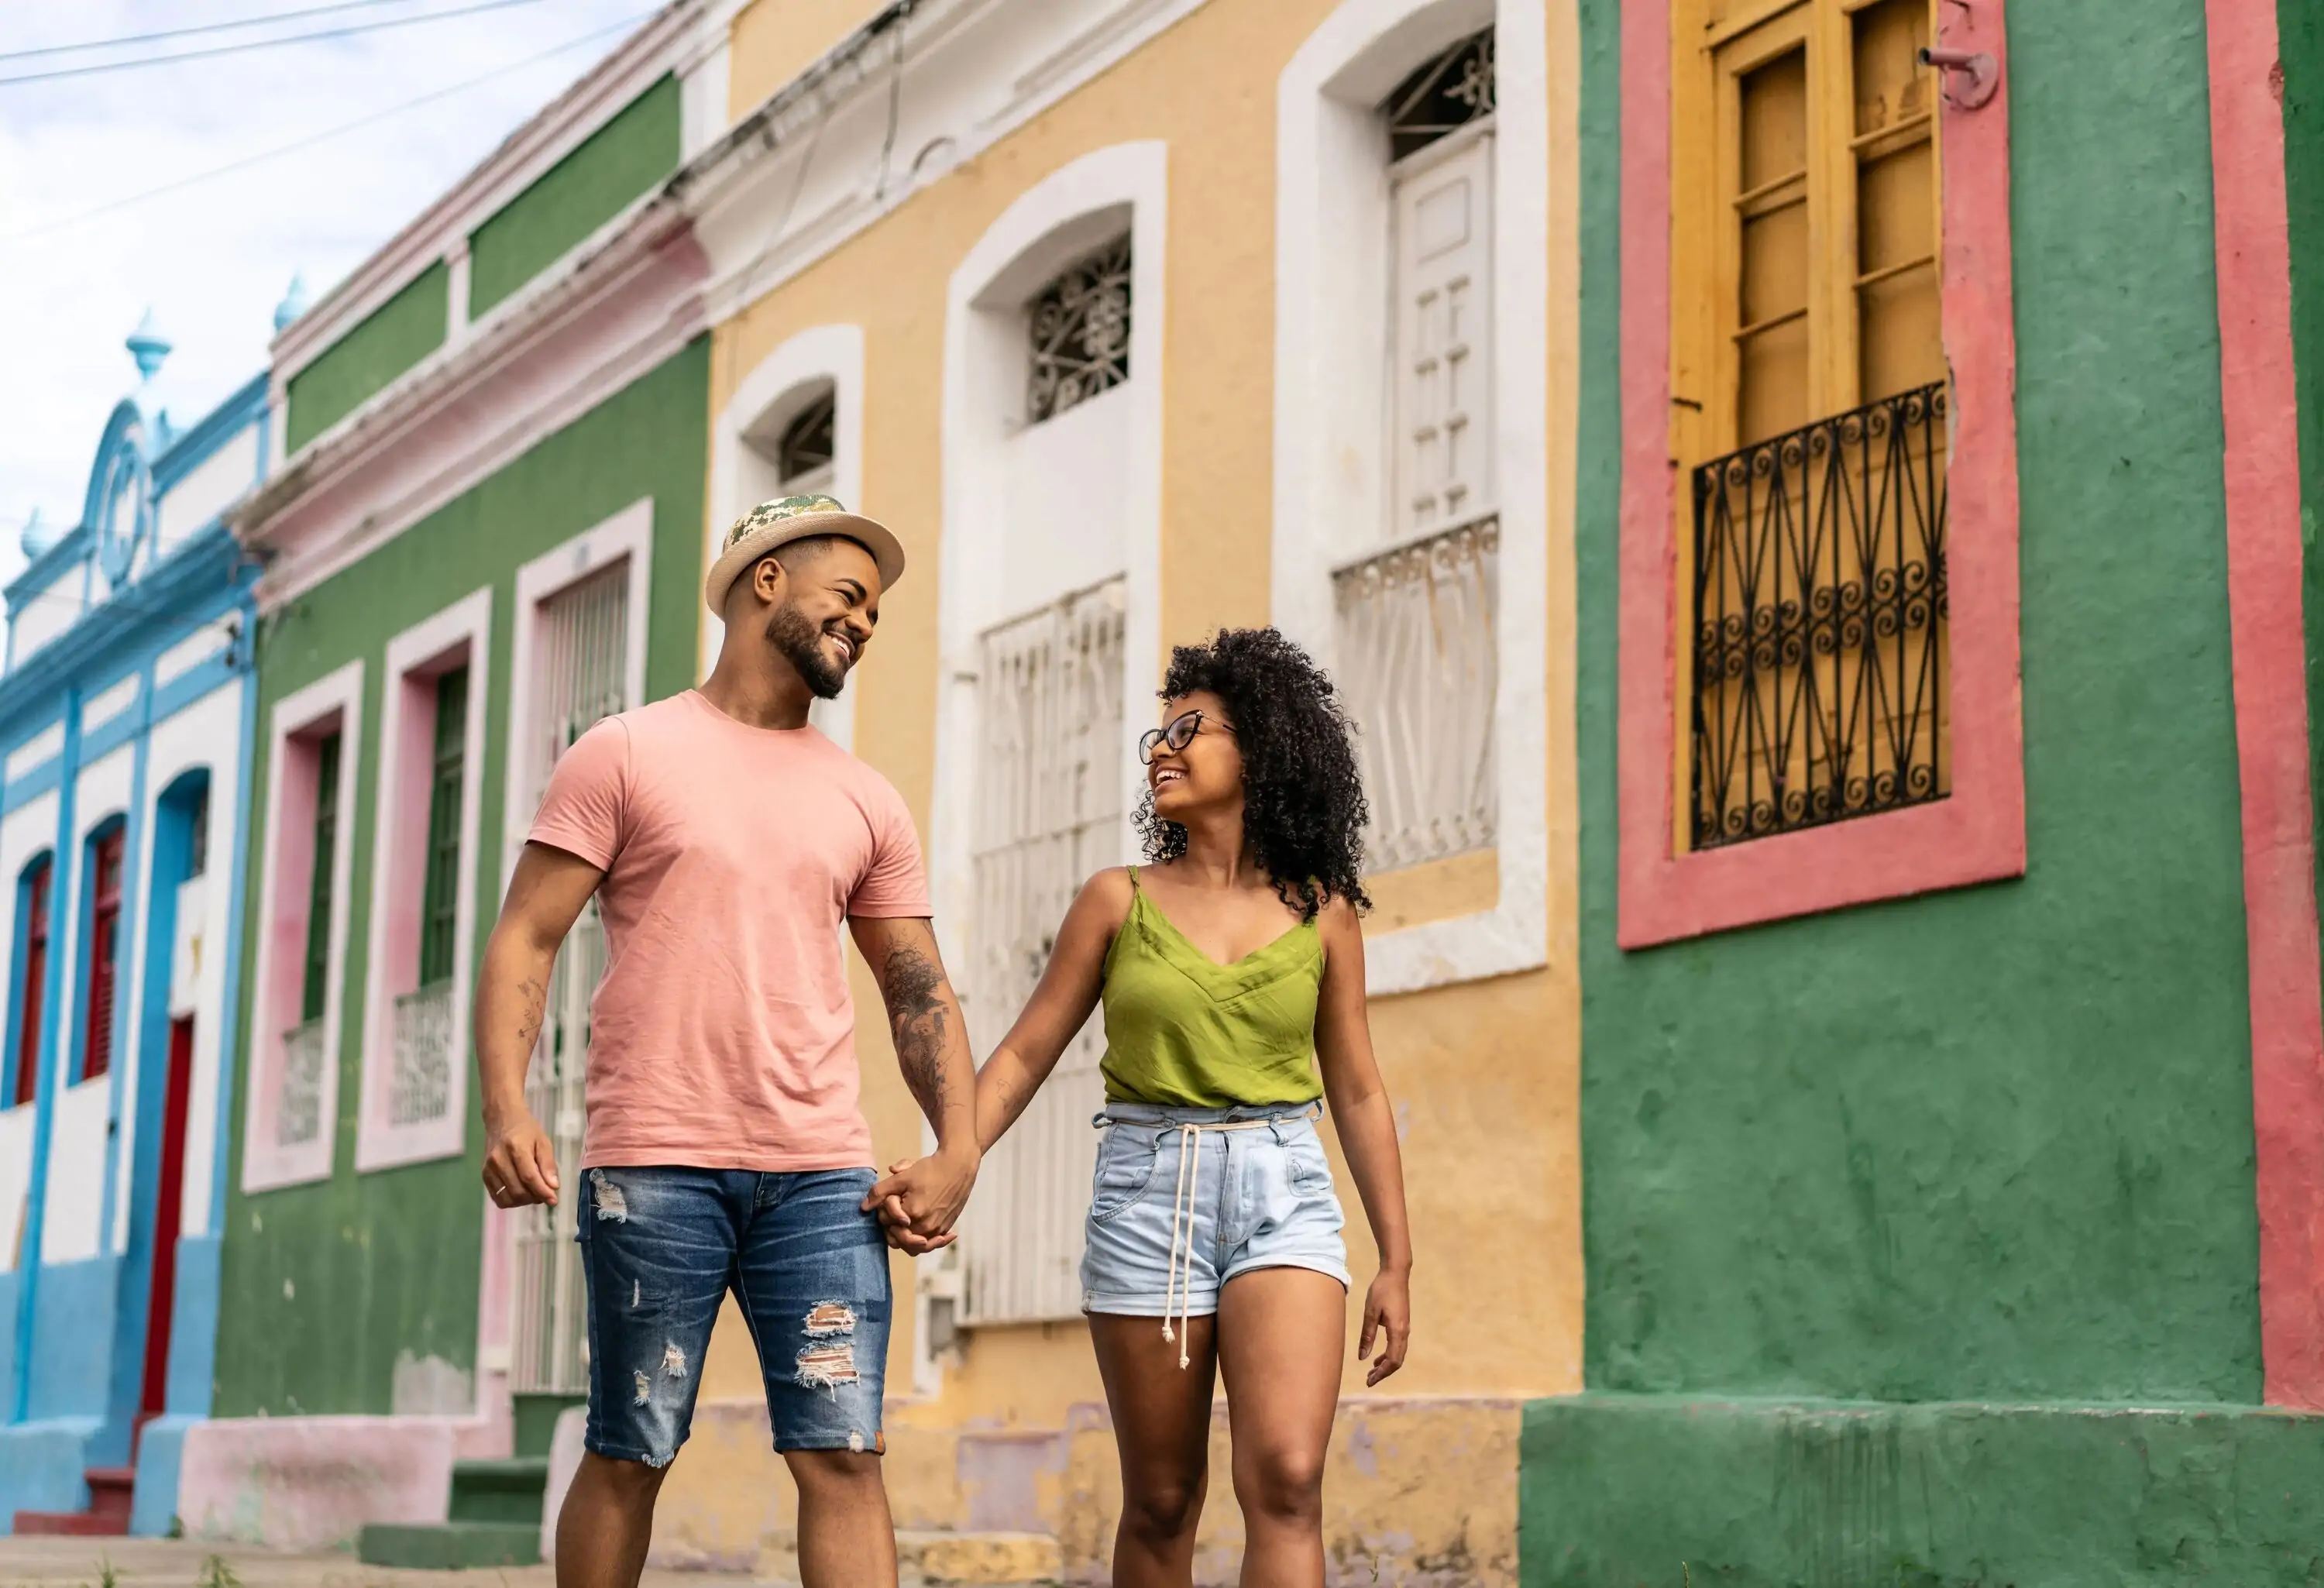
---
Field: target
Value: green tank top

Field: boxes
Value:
[1098,868,1327,1109]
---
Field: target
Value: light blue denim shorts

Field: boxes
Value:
[1080,1102,1350,1316]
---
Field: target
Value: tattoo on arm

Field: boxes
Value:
[514,974,548,1054]
[878,942,954,1124]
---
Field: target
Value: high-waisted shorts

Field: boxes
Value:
[1079,1102,1350,1317]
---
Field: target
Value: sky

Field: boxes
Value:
[0,0,654,583]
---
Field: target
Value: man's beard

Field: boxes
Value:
[767,601,850,699]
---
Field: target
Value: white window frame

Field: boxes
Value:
[241,659,364,1194]
[356,587,492,1171]
[704,324,866,750]
[923,140,1167,1382]
[500,500,654,885]
[1274,0,1553,995]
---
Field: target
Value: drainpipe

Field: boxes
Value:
[12,686,82,1424]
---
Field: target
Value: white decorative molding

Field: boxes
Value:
[680,0,1213,328]
[357,588,492,1174]
[83,673,142,735]
[703,322,866,748]
[270,1,710,383]
[242,660,365,1194]
[5,722,65,783]
[154,615,237,689]
[923,139,1168,1386]
[499,500,655,887]
[1273,0,1552,997]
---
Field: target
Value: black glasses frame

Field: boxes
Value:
[1138,709,1236,765]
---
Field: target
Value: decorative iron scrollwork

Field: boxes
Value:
[1690,381,1950,848]
[1026,236,1132,424]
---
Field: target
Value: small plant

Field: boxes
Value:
[196,1555,244,1588]
[98,1557,119,1588]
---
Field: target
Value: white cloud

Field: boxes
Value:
[0,0,651,581]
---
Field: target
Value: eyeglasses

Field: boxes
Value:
[1138,709,1236,765]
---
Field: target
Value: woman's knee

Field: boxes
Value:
[1234,1445,1325,1524]
[1120,1466,1206,1542]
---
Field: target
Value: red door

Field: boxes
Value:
[12,861,49,1107]
[139,1016,194,1421]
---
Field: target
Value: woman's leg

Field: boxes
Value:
[1215,1269,1345,1588]
[1091,1311,1219,1587]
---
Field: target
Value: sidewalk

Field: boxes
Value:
[0,1538,761,1587]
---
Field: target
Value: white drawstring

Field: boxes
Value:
[1153,1117,1278,1370]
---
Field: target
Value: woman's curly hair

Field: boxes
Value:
[1133,627,1370,921]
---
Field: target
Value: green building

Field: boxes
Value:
[1526,0,2324,1579]
[178,4,723,1564]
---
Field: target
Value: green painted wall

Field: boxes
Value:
[1573,0,2259,1411]
[284,263,449,455]
[1522,1396,2324,1586]
[2280,1,2324,992]
[466,75,682,321]
[215,337,709,1417]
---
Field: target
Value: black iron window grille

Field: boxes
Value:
[1690,379,1949,849]
[1027,235,1132,424]
[1384,26,1495,162]
[776,389,835,484]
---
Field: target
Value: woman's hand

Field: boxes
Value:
[1359,1266,1411,1386]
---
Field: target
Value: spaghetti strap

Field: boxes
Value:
[1126,864,1141,892]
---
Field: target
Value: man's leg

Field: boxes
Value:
[740,1168,898,1588]
[563,1167,740,1588]
[787,1448,899,1587]
[555,1452,669,1588]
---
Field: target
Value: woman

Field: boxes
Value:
[970,627,1413,1588]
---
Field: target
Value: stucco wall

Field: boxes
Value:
[466,74,683,321]
[284,263,449,455]
[1573,0,2259,1408]
[215,339,710,1418]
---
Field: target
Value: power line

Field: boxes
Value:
[3,12,651,242]
[0,1,443,65]
[0,0,569,88]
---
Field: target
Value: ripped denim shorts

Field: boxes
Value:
[575,1165,890,1465]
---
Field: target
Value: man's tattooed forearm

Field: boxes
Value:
[514,974,548,1051]
[880,943,954,1122]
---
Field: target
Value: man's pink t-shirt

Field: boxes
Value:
[527,689,929,1171]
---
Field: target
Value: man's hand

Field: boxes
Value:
[862,1144,978,1253]
[484,1109,561,1209]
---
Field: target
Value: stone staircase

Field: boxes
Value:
[356,1392,580,1568]
[11,1465,135,1535]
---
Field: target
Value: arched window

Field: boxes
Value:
[81,821,126,1082]
[773,388,837,492]
[10,854,53,1109]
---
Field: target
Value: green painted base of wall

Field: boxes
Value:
[1521,1394,2324,1586]
[358,1519,540,1568]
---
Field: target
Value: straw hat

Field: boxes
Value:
[703,493,906,614]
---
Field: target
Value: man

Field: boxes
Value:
[474,495,982,1588]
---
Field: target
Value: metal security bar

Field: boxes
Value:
[387,981,454,1127]
[1690,380,1949,848]
[956,580,1126,1325]
[1332,515,1499,872]
[277,1017,326,1146]
[510,562,630,1396]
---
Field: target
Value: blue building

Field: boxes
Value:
[0,306,273,1535]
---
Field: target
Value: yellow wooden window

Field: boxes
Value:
[1674,0,1950,850]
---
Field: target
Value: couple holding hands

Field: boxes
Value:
[476,496,1412,1588]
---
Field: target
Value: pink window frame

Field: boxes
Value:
[1616,0,2027,947]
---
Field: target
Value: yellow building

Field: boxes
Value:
[643,0,1584,1578]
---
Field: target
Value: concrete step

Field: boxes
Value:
[757,1528,1061,1586]
[449,1455,550,1525]
[359,1519,543,1568]
[512,1390,586,1460]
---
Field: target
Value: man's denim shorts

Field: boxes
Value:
[575,1165,889,1466]
[1079,1102,1349,1316]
